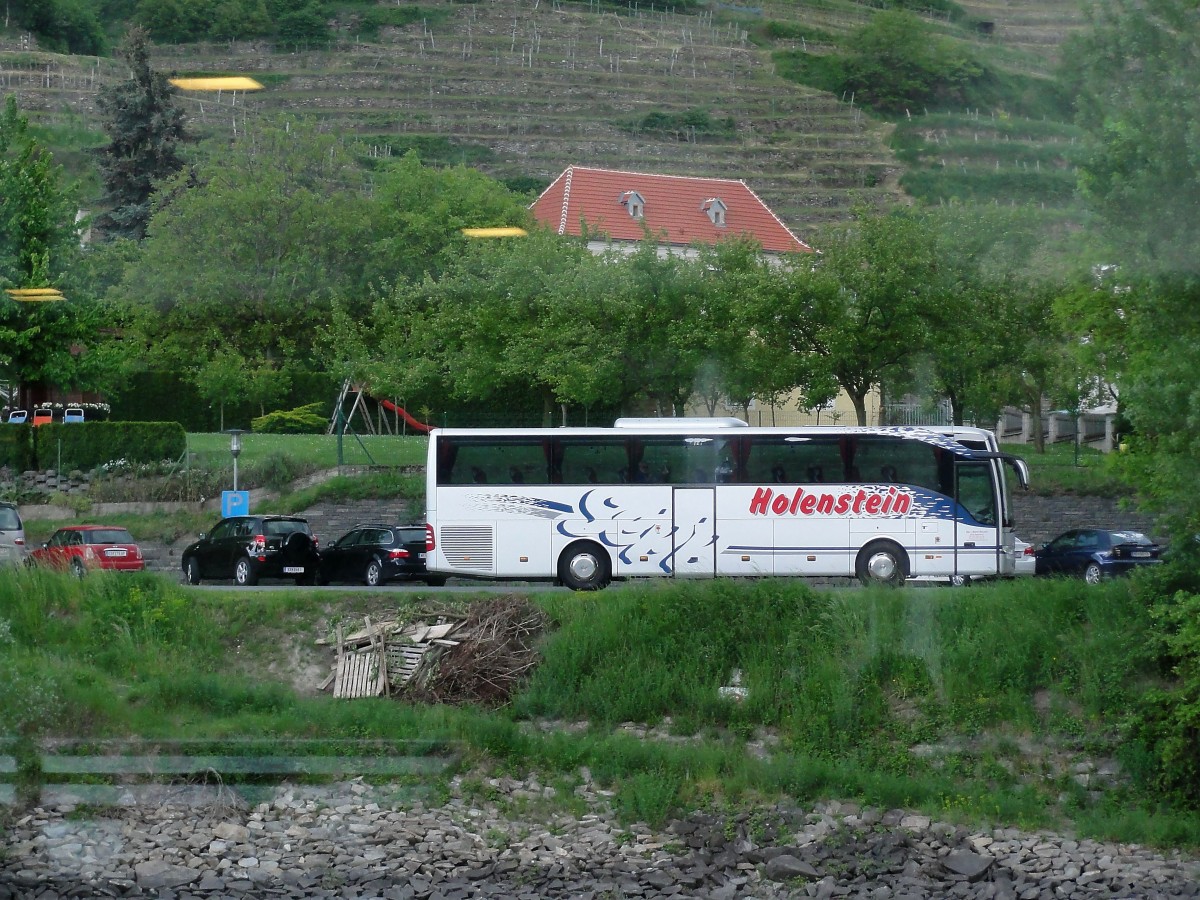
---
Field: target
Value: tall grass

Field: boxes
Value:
[1,567,1195,845]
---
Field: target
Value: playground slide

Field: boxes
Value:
[376,397,432,433]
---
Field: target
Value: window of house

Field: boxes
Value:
[620,191,645,219]
[702,198,727,227]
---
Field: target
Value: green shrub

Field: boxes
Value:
[1123,590,1200,809]
[0,424,34,471]
[248,451,304,491]
[34,421,186,471]
[253,402,328,435]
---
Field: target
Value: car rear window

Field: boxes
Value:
[87,529,135,544]
[397,528,426,543]
[263,519,310,537]
[0,507,20,530]
[1111,531,1153,545]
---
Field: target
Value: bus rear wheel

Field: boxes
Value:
[856,541,907,588]
[559,542,610,591]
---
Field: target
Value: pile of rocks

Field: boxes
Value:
[2,774,1197,899]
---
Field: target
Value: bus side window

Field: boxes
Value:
[806,465,824,483]
[880,465,897,482]
[471,467,488,484]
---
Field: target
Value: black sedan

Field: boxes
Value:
[1034,528,1162,584]
[318,523,446,587]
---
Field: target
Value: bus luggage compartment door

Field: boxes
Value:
[672,489,716,577]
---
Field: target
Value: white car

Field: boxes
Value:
[1014,537,1037,576]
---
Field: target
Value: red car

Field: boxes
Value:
[32,525,146,575]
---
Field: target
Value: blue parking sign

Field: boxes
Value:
[222,490,250,517]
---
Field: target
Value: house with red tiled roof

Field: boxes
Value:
[527,166,878,427]
[530,165,813,259]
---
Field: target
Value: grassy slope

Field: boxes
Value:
[0,569,1195,847]
[6,0,1085,238]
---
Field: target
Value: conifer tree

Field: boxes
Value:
[95,26,189,240]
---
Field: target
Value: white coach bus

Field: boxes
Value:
[424,419,1030,590]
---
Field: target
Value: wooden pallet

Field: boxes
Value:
[333,648,384,699]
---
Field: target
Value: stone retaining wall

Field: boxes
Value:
[1010,492,1159,547]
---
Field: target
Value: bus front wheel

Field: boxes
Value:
[559,542,610,591]
[856,541,907,588]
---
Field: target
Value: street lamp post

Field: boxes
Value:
[227,429,245,491]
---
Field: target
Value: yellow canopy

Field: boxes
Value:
[5,287,64,302]
[169,76,264,92]
[461,227,528,238]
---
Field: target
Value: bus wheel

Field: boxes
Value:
[559,542,610,591]
[856,541,907,588]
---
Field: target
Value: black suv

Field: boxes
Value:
[182,515,320,586]
[318,523,446,587]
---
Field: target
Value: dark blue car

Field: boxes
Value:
[1034,528,1161,584]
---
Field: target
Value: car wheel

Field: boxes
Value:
[183,557,201,585]
[856,540,907,588]
[1084,562,1103,585]
[364,559,383,587]
[70,558,86,579]
[559,541,610,591]
[949,574,972,587]
[234,557,258,586]
[425,575,447,587]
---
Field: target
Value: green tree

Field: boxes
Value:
[5,0,106,54]
[0,98,75,289]
[136,0,207,42]
[193,348,247,432]
[746,208,938,426]
[0,96,100,407]
[95,26,190,240]
[112,118,373,374]
[690,240,784,419]
[604,239,710,417]
[359,151,532,287]
[840,11,981,114]
[327,229,616,422]
[1065,0,1200,276]
[916,206,1059,427]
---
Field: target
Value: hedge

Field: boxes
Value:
[33,422,187,471]
[0,424,35,471]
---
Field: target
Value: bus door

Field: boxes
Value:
[954,460,1002,578]
[672,488,716,577]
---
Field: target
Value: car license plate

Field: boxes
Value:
[283,566,304,574]
[105,548,127,557]
[1132,551,1150,558]
[417,552,425,559]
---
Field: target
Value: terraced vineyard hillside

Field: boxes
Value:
[2,0,1086,239]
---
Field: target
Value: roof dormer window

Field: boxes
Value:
[619,190,645,219]
[702,198,727,227]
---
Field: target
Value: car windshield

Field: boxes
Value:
[263,520,308,537]
[86,529,134,544]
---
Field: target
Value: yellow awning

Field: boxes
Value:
[169,76,264,92]
[461,227,528,238]
[5,287,64,302]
